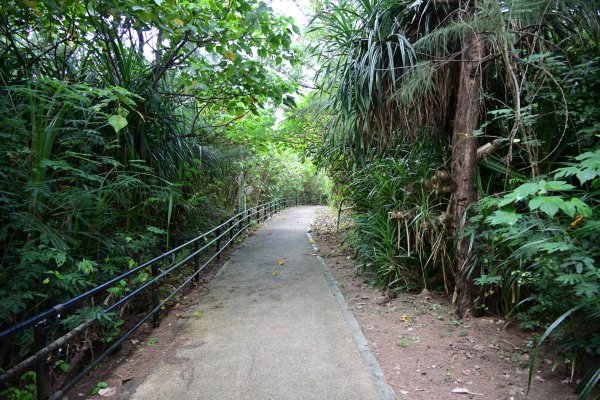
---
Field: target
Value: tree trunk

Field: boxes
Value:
[451,31,484,318]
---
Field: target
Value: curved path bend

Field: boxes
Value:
[128,206,395,400]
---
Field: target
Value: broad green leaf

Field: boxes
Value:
[146,226,167,235]
[528,196,565,217]
[569,198,592,218]
[108,115,128,133]
[485,209,521,226]
[541,181,575,191]
[77,259,97,275]
[498,182,539,206]
[555,149,600,185]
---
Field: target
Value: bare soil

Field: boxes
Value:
[310,206,582,400]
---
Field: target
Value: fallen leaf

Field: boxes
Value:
[191,311,204,318]
[272,271,278,276]
[451,387,482,395]
[277,259,285,266]
[401,314,410,322]
[98,387,116,397]
[309,239,315,243]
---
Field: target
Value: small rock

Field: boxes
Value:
[465,352,473,359]
[473,344,484,351]
[496,319,505,325]
[473,365,481,370]
[361,295,370,300]
[399,390,410,395]
[462,369,471,375]
[534,375,545,382]
[508,387,523,396]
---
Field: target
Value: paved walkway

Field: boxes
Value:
[128,206,394,400]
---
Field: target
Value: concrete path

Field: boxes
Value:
[128,206,394,400]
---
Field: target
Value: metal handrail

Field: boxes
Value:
[0,196,316,399]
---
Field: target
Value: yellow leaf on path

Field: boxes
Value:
[277,259,285,266]
[272,271,278,276]
[192,311,204,318]
[309,239,315,244]
[401,314,410,322]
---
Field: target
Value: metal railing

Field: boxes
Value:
[0,197,314,399]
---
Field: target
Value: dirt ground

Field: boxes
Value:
[310,206,585,400]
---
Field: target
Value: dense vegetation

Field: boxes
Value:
[291,0,599,396]
[0,1,328,396]
[1,0,598,398]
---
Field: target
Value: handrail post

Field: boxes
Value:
[152,264,160,328]
[34,321,51,400]
[193,240,200,282]
[228,220,233,241]
[216,226,222,261]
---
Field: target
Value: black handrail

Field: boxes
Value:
[0,197,318,400]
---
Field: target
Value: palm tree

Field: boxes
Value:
[309,0,598,315]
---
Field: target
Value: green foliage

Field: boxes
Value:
[91,381,109,396]
[0,371,36,400]
[243,147,330,206]
[0,0,314,392]
[307,0,599,396]
[343,137,452,291]
[471,148,600,396]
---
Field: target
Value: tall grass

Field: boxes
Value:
[344,136,453,292]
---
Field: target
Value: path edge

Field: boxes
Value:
[306,230,397,400]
